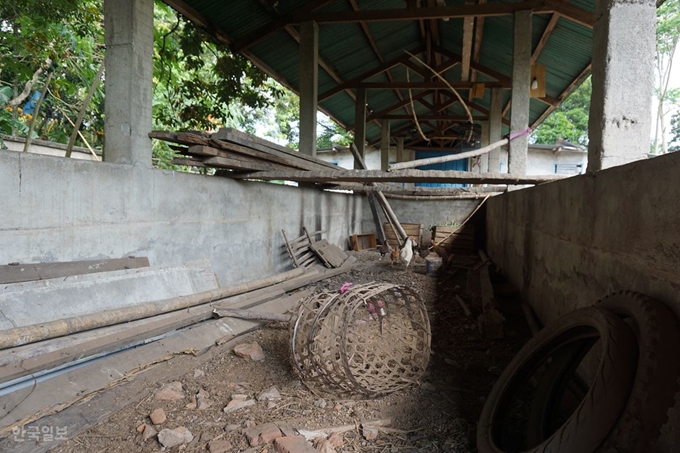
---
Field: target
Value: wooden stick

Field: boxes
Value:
[66,62,104,158]
[212,308,293,322]
[455,295,472,317]
[430,195,490,250]
[22,71,53,153]
[0,267,306,349]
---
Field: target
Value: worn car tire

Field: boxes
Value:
[596,291,680,453]
[477,307,638,453]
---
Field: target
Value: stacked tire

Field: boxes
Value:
[477,292,680,453]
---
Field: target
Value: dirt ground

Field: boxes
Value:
[51,250,531,453]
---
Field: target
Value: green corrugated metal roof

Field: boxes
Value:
[166,0,600,146]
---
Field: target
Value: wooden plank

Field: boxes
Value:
[308,240,348,268]
[208,138,315,171]
[213,128,339,170]
[0,257,149,285]
[172,157,205,167]
[231,169,566,185]
[203,156,290,172]
[281,230,300,268]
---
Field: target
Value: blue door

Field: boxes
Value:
[414,151,468,187]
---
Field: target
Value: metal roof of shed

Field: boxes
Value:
[164,0,596,148]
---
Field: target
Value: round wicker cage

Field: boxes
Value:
[290,282,431,398]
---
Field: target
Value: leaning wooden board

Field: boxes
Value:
[0,257,149,285]
[384,222,423,247]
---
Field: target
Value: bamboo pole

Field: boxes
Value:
[0,267,306,350]
[389,137,509,171]
[66,62,105,158]
[212,308,293,322]
[22,71,53,153]
[388,128,531,171]
[349,143,408,245]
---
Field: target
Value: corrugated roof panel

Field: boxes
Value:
[169,0,600,143]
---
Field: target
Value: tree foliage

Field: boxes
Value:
[652,0,680,154]
[530,76,591,146]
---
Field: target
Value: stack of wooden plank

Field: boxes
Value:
[432,225,476,254]
[149,128,340,173]
[384,222,423,247]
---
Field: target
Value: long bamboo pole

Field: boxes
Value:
[349,143,408,245]
[0,267,306,350]
[388,128,531,171]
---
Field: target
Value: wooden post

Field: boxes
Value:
[367,193,387,246]
[354,88,367,169]
[66,62,105,158]
[22,71,53,153]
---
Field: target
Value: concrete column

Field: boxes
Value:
[104,0,154,165]
[380,120,390,170]
[354,88,367,169]
[299,21,319,157]
[479,121,489,172]
[396,137,406,162]
[488,87,503,172]
[508,10,531,175]
[587,0,655,172]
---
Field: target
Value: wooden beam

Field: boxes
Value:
[532,63,591,129]
[231,0,335,51]
[543,0,594,28]
[358,81,506,89]
[291,1,551,24]
[531,13,561,64]
[0,258,150,285]
[434,45,511,87]
[460,0,475,82]
[361,90,433,124]
[231,168,566,185]
[382,114,488,121]
[318,51,421,102]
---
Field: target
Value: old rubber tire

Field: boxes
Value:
[596,291,680,453]
[477,307,638,453]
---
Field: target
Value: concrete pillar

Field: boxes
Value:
[354,88,367,169]
[104,0,154,165]
[508,10,531,175]
[587,0,655,172]
[479,121,489,172]
[488,87,503,172]
[380,120,390,170]
[396,137,406,162]
[299,21,319,157]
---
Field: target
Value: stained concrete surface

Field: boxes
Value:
[486,151,680,452]
[0,260,217,329]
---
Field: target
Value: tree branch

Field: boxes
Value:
[3,58,52,108]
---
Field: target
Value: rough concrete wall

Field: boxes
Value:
[0,151,364,286]
[486,151,680,451]
[360,198,482,244]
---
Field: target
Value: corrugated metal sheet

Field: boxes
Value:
[168,0,600,144]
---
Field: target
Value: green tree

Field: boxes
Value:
[652,0,680,155]
[669,111,680,152]
[531,76,591,146]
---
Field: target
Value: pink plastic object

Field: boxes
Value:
[376,300,387,317]
[340,282,353,294]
